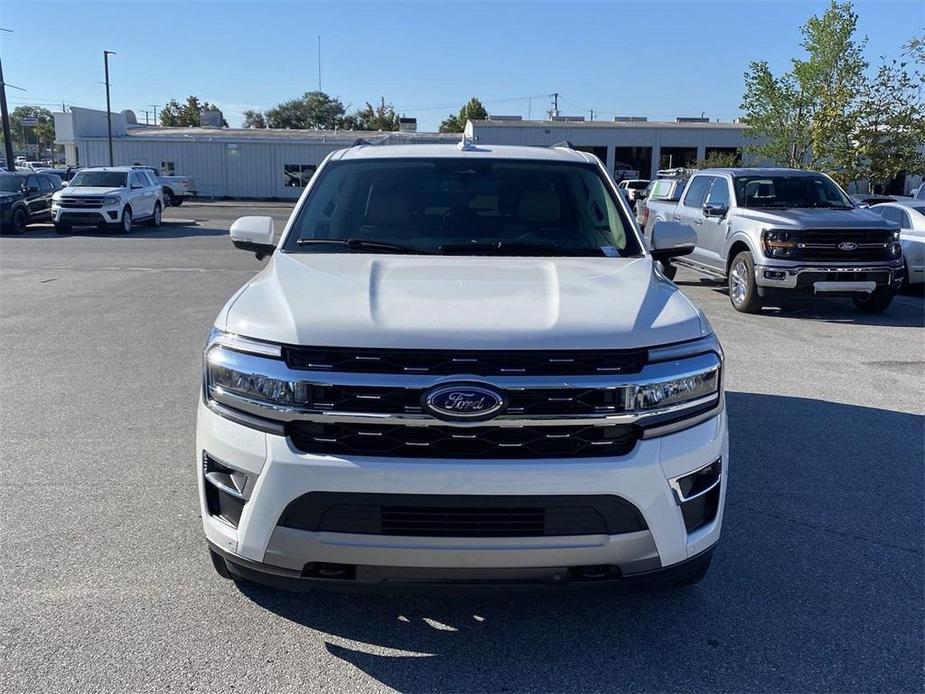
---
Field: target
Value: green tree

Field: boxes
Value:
[439,97,488,133]
[692,150,743,170]
[344,97,401,131]
[159,96,227,127]
[740,1,866,171]
[242,109,267,129]
[265,91,346,130]
[9,105,55,153]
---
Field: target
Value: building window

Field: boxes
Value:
[613,147,653,180]
[161,161,176,176]
[284,164,317,188]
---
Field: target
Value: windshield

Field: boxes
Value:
[69,171,127,188]
[734,174,852,208]
[0,175,23,192]
[284,158,642,257]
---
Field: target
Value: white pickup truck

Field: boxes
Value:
[132,166,196,206]
[197,142,728,592]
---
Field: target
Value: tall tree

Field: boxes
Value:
[159,96,227,127]
[8,105,55,153]
[439,97,489,133]
[265,91,346,130]
[242,109,267,129]
[344,97,401,131]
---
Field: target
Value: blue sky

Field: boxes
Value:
[1,0,921,130]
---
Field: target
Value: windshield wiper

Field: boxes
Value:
[295,238,431,254]
[438,241,607,257]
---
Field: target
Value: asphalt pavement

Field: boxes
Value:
[1,202,923,693]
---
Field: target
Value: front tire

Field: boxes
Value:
[853,287,895,313]
[8,207,28,234]
[728,251,763,313]
[116,206,132,234]
[148,202,162,227]
[162,188,176,207]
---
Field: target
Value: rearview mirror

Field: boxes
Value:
[702,203,728,218]
[650,221,696,261]
[230,216,276,260]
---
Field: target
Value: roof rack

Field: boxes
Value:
[549,140,576,150]
[457,134,476,151]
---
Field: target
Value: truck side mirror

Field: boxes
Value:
[230,216,276,260]
[703,203,728,217]
[650,221,696,260]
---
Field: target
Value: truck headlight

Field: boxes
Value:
[762,230,798,258]
[102,196,121,206]
[630,368,720,411]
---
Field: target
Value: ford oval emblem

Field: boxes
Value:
[838,241,858,251]
[422,383,506,421]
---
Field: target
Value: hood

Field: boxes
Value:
[220,254,709,350]
[0,191,23,203]
[734,206,893,230]
[56,186,124,197]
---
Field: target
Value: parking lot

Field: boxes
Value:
[1,202,923,693]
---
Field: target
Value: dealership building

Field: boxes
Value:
[56,106,918,198]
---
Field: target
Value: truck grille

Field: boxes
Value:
[795,229,896,261]
[288,421,638,458]
[309,384,625,416]
[58,197,105,209]
[284,346,647,375]
[277,492,648,537]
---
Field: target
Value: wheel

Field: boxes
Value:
[116,206,132,234]
[8,207,28,234]
[54,223,72,234]
[674,552,713,587]
[659,260,677,281]
[728,251,763,313]
[208,548,235,580]
[853,287,895,313]
[172,197,183,207]
[162,188,176,207]
[148,202,162,228]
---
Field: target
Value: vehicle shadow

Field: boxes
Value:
[236,392,924,692]
[18,223,229,239]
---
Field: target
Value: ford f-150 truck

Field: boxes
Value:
[131,166,196,206]
[643,168,904,313]
[199,142,728,592]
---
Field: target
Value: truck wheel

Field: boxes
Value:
[8,207,28,234]
[853,287,894,313]
[728,251,762,313]
[148,202,162,228]
[659,260,677,281]
[162,188,176,207]
[115,206,132,234]
[172,197,184,207]
[208,548,235,580]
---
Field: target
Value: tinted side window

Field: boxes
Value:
[683,176,712,208]
[878,207,900,224]
[705,177,730,206]
[25,175,38,191]
[37,175,55,192]
[131,172,146,188]
[899,210,911,228]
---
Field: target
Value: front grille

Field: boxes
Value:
[288,421,638,458]
[795,271,891,288]
[795,229,895,261]
[309,384,625,416]
[284,346,647,375]
[59,197,105,209]
[277,492,648,537]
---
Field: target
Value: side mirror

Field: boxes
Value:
[230,216,276,260]
[650,220,696,261]
[702,203,728,217]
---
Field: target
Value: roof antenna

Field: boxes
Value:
[458,133,475,151]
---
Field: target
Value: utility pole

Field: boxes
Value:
[144,110,149,125]
[0,28,17,172]
[547,93,559,120]
[103,50,116,166]
[590,109,594,121]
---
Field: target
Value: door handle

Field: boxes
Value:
[695,219,703,226]
[672,215,681,221]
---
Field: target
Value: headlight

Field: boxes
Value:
[762,229,799,258]
[629,367,720,411]
[102,196,121,206]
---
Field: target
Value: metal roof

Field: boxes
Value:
[469,119,749,130]
[119,126,459,144]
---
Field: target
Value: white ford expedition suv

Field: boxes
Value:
[199,143,728,591]
[52,166,163,233]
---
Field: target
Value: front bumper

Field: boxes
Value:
[53,206,121,226]
[196,399,728,588]
[754,259,904,295]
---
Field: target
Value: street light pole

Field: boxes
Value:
[103,50,116,166]
[0,55,16,172]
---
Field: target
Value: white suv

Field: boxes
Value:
[52,166,163,233]
[199,143,728,591]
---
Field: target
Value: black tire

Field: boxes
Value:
[208,548,235,580]
[853,287,895,313]
[172,197,183,207]
[728,251,763,313]
[54,223,72,234]
[115,206,132,234]
[660,260,677,281]
[148,202,162,228]
[8,207,28,234]
[674,552,713,587]
[162,188,176,207]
